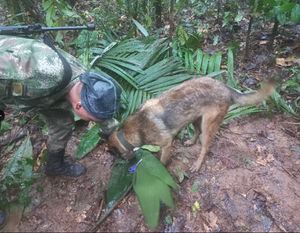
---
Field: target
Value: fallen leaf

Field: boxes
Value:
[259,40,268,45]
[276,56,300,67]
[192,201,201,213]
[207,211,218,229]
[266,153,275,162]
[34,143,47,172]
[256,156,267,166]
[256,153,274,166]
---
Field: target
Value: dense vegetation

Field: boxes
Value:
[0,0,299,229]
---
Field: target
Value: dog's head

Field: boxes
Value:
[108,130,135,160]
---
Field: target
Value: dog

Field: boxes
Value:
[108,76,275,172]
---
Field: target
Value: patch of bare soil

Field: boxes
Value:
[3,114,300,232]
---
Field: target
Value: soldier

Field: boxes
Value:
[0,35,122,178]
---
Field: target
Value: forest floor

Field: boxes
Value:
[2,114,299,232]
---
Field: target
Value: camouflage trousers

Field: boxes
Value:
[40,109,74,153]
[39,109,119,154]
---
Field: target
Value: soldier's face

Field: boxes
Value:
[73,102,98,122]
[69,81,99,122]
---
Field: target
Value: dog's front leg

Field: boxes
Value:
[160,142,172,165]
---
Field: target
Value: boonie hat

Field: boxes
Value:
[80,72,121,120]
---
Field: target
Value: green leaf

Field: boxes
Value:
[133,168,160,229]
[201,53,210,75]
[134,149,178,189]
[214,52,222,72]
[291,4,300,23]
[75,124,101,160]
[133,156,175,230]
[224,105,264,124]
[0,121,11,135]
[106,159,134,208]
[227,48,238,88]
[132,19,149,37]
[4,136,33,181]
[195,49,203,74]
[141,145,161,152]
[270,90,298,118]
[207,54,216,74]
[234,10,244,22]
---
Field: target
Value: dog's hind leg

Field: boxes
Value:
[190,106,228,172]
[184,117,202,146]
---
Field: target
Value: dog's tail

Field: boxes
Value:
[231,79,276,106]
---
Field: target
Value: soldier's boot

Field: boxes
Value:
[45,149,86,177]
[0,210,6,230]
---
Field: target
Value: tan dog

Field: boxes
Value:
[108,76,275,172]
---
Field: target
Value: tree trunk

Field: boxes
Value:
[269,18,279,50]
[244,15,253,61]
[169,0,176,38]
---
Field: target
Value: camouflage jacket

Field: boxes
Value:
[0,35,87,111]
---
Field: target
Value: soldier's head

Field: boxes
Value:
[68,72,121,122]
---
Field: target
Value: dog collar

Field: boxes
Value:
[116,130,136,152]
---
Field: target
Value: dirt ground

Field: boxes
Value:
[1,113,299,232]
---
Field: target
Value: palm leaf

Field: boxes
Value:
[92,38,191,119]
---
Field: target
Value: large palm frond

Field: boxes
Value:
[91,38,191,120]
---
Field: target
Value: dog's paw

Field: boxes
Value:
[189,157,204,172]
[190,163,201,173]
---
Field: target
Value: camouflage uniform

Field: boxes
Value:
[0,35,88,154]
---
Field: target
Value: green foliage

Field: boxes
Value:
[227,47,238,88]
[133,149,177,229]
[0,121,11,135]
[105,149,177,230]
[269,89,299,118]
[132,19,149,37]
[75,123,101,160]
[0,136,34,209]
[91,38,191,119]
[256,0,300,24]
[282,72,300,94]
[173,44,222,75]
[2,0,39,23]
[224,105,264,124]
[42,0,80,27]
[42,0,82,45]
[105,159,134,208]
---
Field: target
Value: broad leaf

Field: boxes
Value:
[75,123,101,160]
[106,159,135,208]
[141,145,160,153]
[4,136,33,181]
[133,152,176,230]
[132,19,149,37]
[134,149,178,189]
